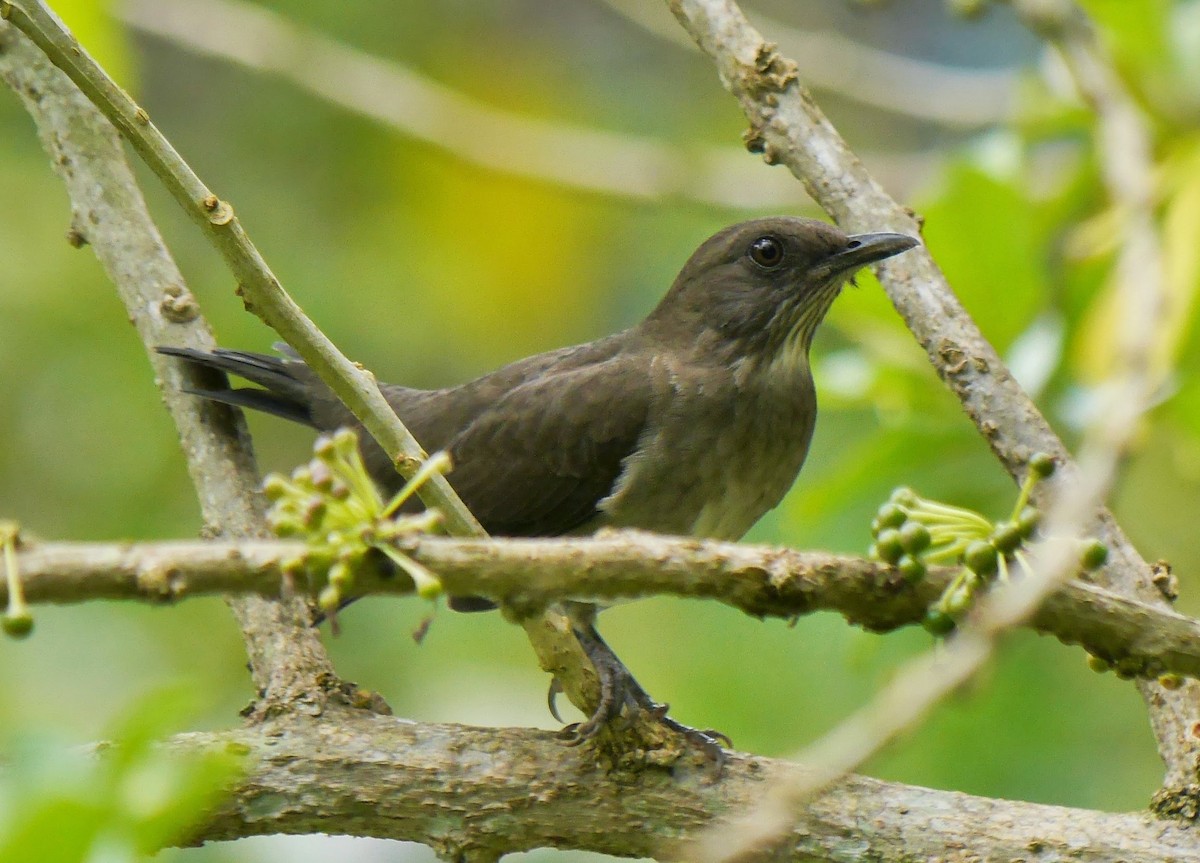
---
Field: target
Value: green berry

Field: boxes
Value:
[1029,452,1056,479]
[869,517,882,537]
[2,611,33,638]
[1016,506,1041,539]
[1086,654,1111,674]
[991,521,1023,554]
[923,610,956,636]
[964,540,998,575]
[1080,540,1109,571]
[898,522,931,554]
[898,554,926,585]
[875,528,904,564]
[877,502,908,529]
[867,543,880,560]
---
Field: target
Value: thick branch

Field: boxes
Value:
[9,534,1197,681]
[169,711,1200,862]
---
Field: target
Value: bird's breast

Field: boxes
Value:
[598,362,817,541]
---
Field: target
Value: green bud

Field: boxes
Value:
[261,474,290,501]
[280,555,307,575]
[867,543,880,561]
[1029,452,1056,479]
[1086,654,1111,674]
[991,521,1023,554]
[1016,506,1041,539]
[897,554,926,585]
[964,540,998,575]
[332,428,358,455]
[309,460,334,491]
[329,479,351,501]
[301,497,328,528]
[875,528,904,564]
[877,502,908,529]
[869,517,882,537]
[329,561,353,590]
[318,584,341,613]
[898,522,931,554]
[2,611,33,638]
[1080,540,1108,571]
[313,434,338,462]
[889,487,918,508]
[290,465,313,489]
[268,514,305,537]
[923,609,956,636]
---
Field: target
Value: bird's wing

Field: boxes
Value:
[442,352,664,537]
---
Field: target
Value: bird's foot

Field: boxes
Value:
[551,623,731,771]
[641,701,731,766]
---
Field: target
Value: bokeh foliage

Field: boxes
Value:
[2,0,1200,860]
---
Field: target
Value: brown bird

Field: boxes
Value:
[160,216,917,752]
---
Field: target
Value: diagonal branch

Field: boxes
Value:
[0,15,337,713]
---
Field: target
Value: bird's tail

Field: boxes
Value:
[156,344,317,427]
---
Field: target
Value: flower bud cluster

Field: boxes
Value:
[869,452,1108,636]
[264,428,450,623]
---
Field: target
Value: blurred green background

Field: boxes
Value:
[2,0,1199,859]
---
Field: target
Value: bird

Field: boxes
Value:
[159,216,917,753]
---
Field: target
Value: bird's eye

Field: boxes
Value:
[748,236,784,269]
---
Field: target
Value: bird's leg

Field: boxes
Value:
[554,609,730,764]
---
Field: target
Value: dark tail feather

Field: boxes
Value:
[157,345,316,427]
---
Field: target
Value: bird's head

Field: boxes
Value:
[644,217,917,369]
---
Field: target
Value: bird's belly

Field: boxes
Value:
[599,382,815,541]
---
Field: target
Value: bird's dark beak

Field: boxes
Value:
[813,232,919,280]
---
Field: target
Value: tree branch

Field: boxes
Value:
[0,15,339,713]
[8,534,1197,682]
[162,711,1200,862]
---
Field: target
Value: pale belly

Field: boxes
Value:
[597,369,817,541]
